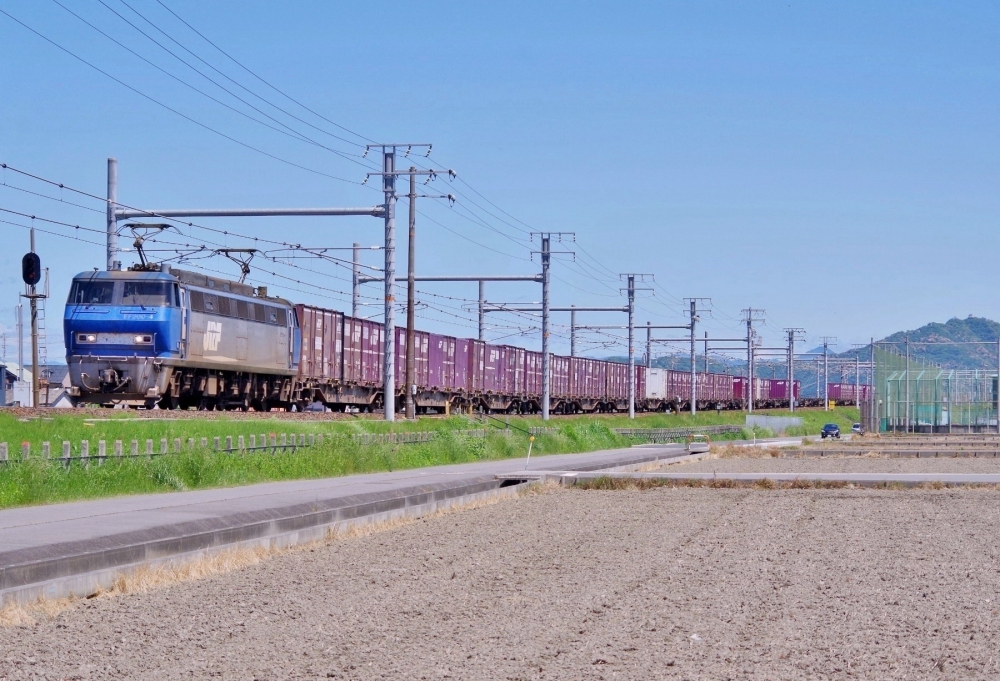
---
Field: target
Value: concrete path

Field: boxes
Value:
[0,444,686,606]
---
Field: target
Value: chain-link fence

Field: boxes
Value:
[874,345,998,432]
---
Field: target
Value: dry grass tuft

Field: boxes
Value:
[109,545,276,596]
[0,596,75,627]
[711,445,786,459]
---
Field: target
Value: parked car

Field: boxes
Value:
[821,423,841,439]
[851,422,863,435]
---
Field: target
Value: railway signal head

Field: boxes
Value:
[21,252,41,286]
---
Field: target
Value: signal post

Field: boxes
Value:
[21,229,46,408]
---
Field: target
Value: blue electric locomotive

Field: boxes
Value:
[65,266,300,409]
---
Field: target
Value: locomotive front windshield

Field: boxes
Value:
[68,280,115,305]
[122,281,178,307]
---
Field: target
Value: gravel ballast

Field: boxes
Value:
[3,485,1000,679]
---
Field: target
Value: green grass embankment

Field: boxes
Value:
[0,407,858,509]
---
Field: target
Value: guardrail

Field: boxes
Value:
[0,432,324,467]
[351,429,490,445]
[612,425,743,441]
[528,427,559,436]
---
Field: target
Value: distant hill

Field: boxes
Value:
[836,316,1000,369]
[600,316,1000,396]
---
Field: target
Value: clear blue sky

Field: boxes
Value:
[1,0,997,364]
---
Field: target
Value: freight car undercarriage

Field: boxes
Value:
[73,364,296,411]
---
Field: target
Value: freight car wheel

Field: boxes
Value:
[158,396,180,410]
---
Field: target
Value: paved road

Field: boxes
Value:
[0,444,691,604]
[0,445,683,553]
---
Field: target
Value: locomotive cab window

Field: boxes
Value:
[68,281,115,306]
[122,281,175,307]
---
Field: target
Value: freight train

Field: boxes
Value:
[65,266,856,412]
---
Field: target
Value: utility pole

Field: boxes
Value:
[785,328,805,412]
[689,300,697,415]
[741,308,766,412]
[685,298,711,415]
[106,157,119,271]
[382,150,396,421]
[570,305,576,357]
[363,150,452,422]
[646,322,652,368]
[352,242,361,317]
[704,331,709,373]
[628,277,635,418]
[533,233,574,420]
[820,336,837,412]
[540,236,551,420]
[622,275,654,419]
[478,280,485,341]
[405,167,417,420]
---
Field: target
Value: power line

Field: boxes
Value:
[61,0,376,169]
[0,162,359,255]
[0,217,105,247]
[0,181,105,214]
[415,206,530,260]
[117,0,375,152]
[153,0,374,145]
[0,8,365,186]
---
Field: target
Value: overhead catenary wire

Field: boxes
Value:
[0,181,105,214]
[115,0,376,151]
[56,0,377,170]
[0,8,367,187]
[0,163,365,255]
[0,217,105,247]
[152,0,374,145]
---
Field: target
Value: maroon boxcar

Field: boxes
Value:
[393,327,430,389]
[498,345,517,394]
[568,357,606,402]
[455,338,473,394]
[550,355,570,398]
[427,333,457,391]
[294,304,343,383]
[468,340,486,393]
[482,344,500,393]
[606,361,628,403]
[509,346,526,394]
[828,382,870,402]
[524,350,543,397]
[668,370,690,402]
[591,359,607,402]
[342,315,383,386]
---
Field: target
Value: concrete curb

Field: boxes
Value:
[498,450,712,483]
[545,471,1000,488]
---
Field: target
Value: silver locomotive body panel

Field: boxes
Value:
[186,309,292,375]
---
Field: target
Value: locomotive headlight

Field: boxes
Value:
[134,335,153,344]
[78,333,96,343]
